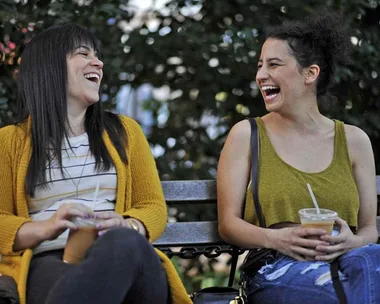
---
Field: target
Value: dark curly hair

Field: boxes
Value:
[265,12,350,101]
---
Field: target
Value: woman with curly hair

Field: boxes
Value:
[218,12,380,303]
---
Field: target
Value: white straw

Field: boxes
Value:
[306,183,320,213]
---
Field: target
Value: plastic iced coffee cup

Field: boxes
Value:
[298,208,337,235]
[63,216,100,264]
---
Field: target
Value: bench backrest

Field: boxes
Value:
[153,180,221,248]
[153,178,380,251]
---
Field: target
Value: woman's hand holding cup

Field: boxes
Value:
[270,226,330,261]
[93,211,129,236]
[297,207,338,260]
[43,203,94,241]
[315,217,363,261]
[62,205,100,265]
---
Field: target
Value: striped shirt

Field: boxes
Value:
[28,133,117,255]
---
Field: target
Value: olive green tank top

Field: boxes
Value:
[244,117,359,229]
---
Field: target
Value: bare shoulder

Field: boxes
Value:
[343,123,373,163]
[344,124,372,148]
[227,119,251,142]
[220,119,253,161]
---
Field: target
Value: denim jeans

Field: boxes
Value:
[242,244,380,304]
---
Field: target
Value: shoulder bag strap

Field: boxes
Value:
[331,259,348,303]
[228,247,240,287]
[227,117,264,287]
[248,117,266,228]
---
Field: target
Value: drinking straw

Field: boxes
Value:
[306,183,320,214]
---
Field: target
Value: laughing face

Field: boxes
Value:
[256,38,309,113]
[66,45,103,110]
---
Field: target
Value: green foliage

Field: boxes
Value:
[0,0,134,124]
[173,253,237,293]
[2,0,380,177]
[124,0,380,179]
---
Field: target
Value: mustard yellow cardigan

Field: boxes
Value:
[0,116,191,304]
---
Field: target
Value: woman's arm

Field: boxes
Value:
[316,125,378,260]
[120,118,167,242]
[217,120,269,248]
[0,129,51,254]
[13,204,92,251]
[0,131,46,253]
[348,126,378,243]
[0,128,31,255]
[13,221,49,251]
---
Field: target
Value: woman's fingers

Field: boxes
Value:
[292,228,330,249]
[93,211,126,230]
[54,219,78,230]
[321,218,348,242]
[293,229,332,260]
[290,253,307,261]
[95,217,124,231]
[316,250,345,261]
[316,242,344,253]
[293,244,324,258]
[334,217,348,227]
[276,227,339,261]
[98,229,109,236]
[65,207,91,219]
[94,211,119,220]
[321,231,349,244]
[298,227,329,237]
[57,203,93,220]
[297,237,330,248]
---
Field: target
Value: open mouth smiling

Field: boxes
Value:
[84,73,100,84]
[261,85,281,98]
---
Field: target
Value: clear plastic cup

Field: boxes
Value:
[298,208,337,235]
[63,216,100,264]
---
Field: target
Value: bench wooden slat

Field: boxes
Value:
[153,221,223,247]
[161,180,216,202]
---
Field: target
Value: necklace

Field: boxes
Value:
[63,147,90,198]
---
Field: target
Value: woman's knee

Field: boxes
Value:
[95,227,154,259]
[341,244,380,271]
[343,244,380,259]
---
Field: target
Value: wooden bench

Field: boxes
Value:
[153,178,380,266]
[153,180,228,261]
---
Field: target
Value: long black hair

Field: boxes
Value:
[16,23,127,197]
[265,12,350,102]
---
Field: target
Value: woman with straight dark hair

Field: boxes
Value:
[0,24,190,304]
[217,12,380,303]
